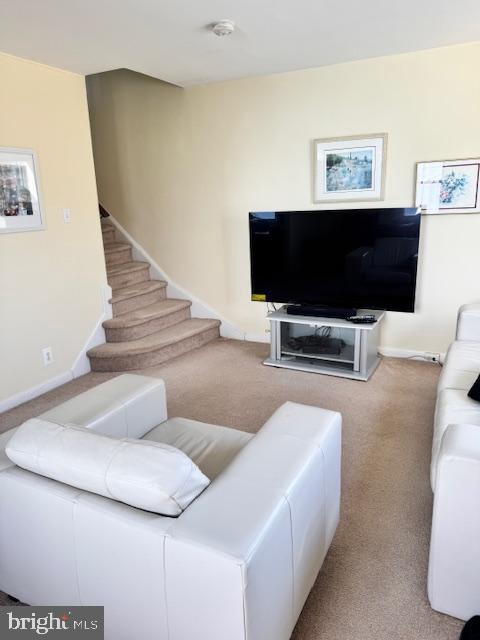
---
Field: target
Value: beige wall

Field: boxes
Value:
[87,43,480,355]
[0,52,108,402]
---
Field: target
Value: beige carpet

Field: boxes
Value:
[0,339,464,640]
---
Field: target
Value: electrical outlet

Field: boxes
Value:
[424,352,441,363]
[42,347,54,366]
[62,208,72,223]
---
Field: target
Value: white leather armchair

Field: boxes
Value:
[429,304,480,620]
[0,375,342,640]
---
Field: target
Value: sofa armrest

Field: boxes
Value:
[166,402,342,640]
[456,304,480,342]
[428,423,480,620]
[171,402,341,560]
[40,374,167,439]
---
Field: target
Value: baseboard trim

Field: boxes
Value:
[71,283,112,378]
[379,346,445,363]
[0,371,74,414]
[245,332,270,344]
[71,316,108,378]
[107,215,248,340]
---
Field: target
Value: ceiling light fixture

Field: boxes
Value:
[212,20,235,37]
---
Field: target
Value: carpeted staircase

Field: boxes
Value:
[87,221,221,371]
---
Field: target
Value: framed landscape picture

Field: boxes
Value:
[313,133,387,203]
[416,158,480,214]
[0,147,44,233]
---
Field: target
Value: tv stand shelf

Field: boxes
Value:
[265,306,385,381]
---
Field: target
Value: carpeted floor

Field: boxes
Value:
[0,339,464,640]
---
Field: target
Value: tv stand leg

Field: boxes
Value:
[270,319,280,361]
[353,329,361,372]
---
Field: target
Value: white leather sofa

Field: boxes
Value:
[429,303,480,620]
[0,374,342,640]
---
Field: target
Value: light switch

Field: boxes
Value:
[63,208,72,223]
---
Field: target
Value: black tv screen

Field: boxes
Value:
[249,208,421,312]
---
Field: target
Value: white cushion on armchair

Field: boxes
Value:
[5,418,209,516]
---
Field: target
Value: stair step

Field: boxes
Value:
[107,260,150,289]
[110,280,167,316]
[104,242,132,267]
[103,299,192,342]
[102,225,115,241]
[88,318,221,371]
[104,241,130,252]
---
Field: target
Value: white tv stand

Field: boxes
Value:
[265,306,385,381]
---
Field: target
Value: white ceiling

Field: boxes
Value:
[1,0,480,86]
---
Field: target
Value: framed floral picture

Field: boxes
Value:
[313,133,387,203]
[416,158,480,214]
[0,147,44,233]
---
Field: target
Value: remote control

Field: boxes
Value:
[347,315,377,324]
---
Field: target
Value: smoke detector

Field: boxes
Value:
[212,20,235,37]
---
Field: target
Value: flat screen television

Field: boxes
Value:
[249,208,421,313]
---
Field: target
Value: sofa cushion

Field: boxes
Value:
[432,389,480,488]
[438,341,480,393]
[5,418,209,516]
[144,417,253,480]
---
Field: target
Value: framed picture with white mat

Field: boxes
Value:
[313,133,387,203]
[416,158,480,215]
[0,147,44,233]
